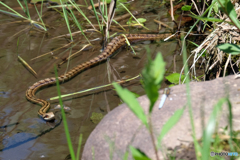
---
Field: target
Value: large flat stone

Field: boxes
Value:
[82,75,240,160]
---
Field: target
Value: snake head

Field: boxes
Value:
[42,112,55,121]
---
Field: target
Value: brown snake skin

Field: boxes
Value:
[26,33,171,121]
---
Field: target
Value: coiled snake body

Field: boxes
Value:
[26,34,171,121]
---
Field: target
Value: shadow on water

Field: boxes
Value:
[0,113,62,152]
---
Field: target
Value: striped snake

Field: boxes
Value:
[26,33,171,121]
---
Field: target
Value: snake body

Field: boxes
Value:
[26,34,171,121]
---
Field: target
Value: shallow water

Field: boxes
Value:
[0,0,190,159]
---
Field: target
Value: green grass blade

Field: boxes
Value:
[0,9,23,19]
[16,0,26,14]
[68,8,90,44]
[23,0,31,19]
[40,0,43,16]
[60,0,73,41]
[92,147,95,160]
[203,0,214,31]
[182,39,201,160]
[33,4,47,31]
[17,37,19,53]
[121,34,136,54]
[157,106,185,148]
[83,0,88,7]
[130,146,151,160]
[113,82,149,129]
[76,134,83,160]
[90,0,102,31]
[103,0,108,16]
[0,2,27,20]
[226,99,234,152]
[33,23,47,31]
[112,19,126,31]
[202,98,226,160]
[54,65,76,160]
[68,0,96,30]
[189,15,224,23]
[50,75,140,100]
[0,3,45,31]
[47,4,85,9]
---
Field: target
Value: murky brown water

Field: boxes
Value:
[0,1,189,159]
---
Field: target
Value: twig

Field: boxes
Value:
[170,0,174,21]
[47,29,98,40]
[154,19,173,31]
[190,0,200,15]
[223,54,231,77]
[18,56,37,77]
[31,41,74,60]
[58,44,92,66]
[149,117,159,160]
[87,1,106,10]
[50,75,140,100]
[105,0,117,44]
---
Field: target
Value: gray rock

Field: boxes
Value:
[82,75,240,160]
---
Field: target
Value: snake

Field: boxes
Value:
[26,33,171,121]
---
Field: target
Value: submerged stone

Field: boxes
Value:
[90,112,104,124]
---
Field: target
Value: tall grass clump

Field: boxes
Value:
[0,0,47,31]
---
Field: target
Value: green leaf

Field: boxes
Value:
[157,107,185,148]
[126,20,134,25]
[116,0,129,13]
[199,49,206,57]
[54,65,76,160]
[31,0,68,3]
[126,18,146,25]
[212,1,219,13]
[132,92,140,98]
[165,73,185,84]
[188,40,199,47]
[217,43,240,55]
[137,18,146,23]
[190,15,224,23]
[101,0,111,3]
[102,0,127,4]
[142,53,165,113]
[130,146,151,160]
[218,0,240,30]
[118,0,127,3]
[113,83,148,128]
[123,151,129,160]
[181,5,192,11]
